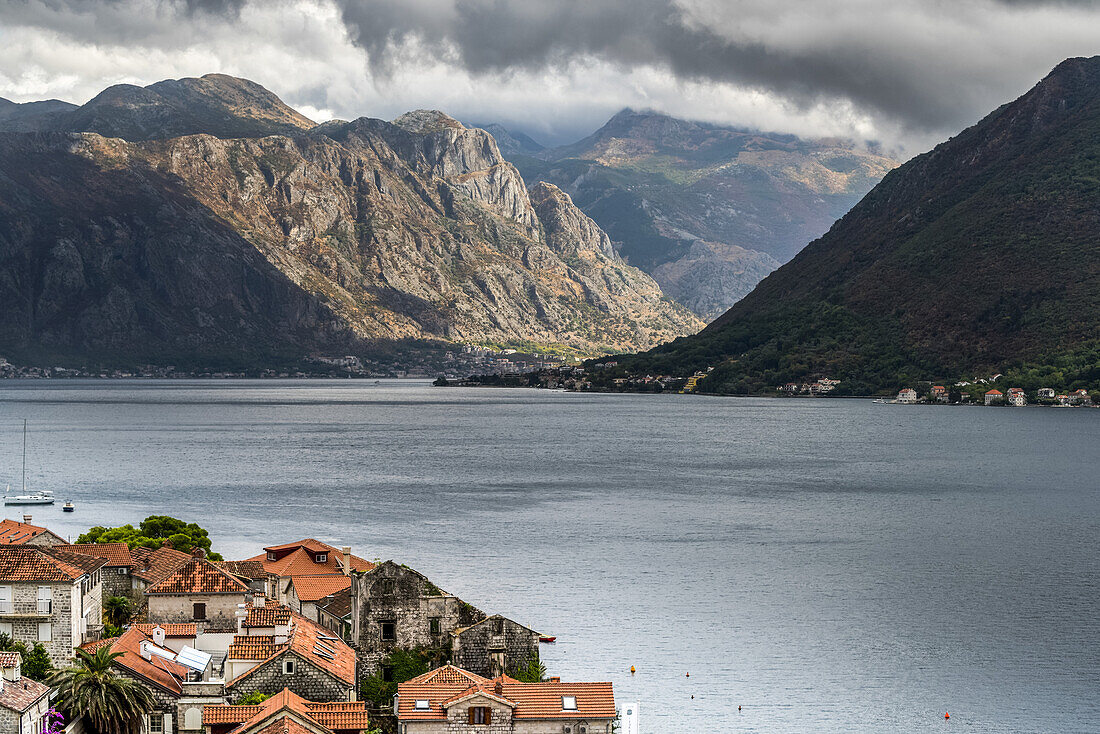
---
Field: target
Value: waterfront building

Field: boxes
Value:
[452,615,542,679]
[896,388,918,404]
[238,539,373,606]
[984,389,1004,405]
[1037,387,1056,399]
[396,665,615,734]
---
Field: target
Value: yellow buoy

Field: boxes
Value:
[630,665,635,675]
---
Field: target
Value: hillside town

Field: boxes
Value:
[893,381,1096,407]
[0,517,617,734]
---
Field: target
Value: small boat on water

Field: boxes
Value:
[5,420,56,506]
[63,501,75,512]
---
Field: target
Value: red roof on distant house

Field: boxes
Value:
[146,557,250,595]
[986,389,1003,395]
[243,540,373,578]
[57,542,134,567]
[289,574,352,602]
[203,688,371,733]
[0,545,104,582]
[398,666,615,722]
[0,518,63,546]
[242,598,293,628]
[130,546,193,585]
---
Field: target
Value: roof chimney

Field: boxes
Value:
[341,547,352,576]
[22,515,31,524]
[494,680,503,695]
[191,547,205,559]
[152,626,166,647]
[550,677,560,683]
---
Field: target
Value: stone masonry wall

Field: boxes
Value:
[2,581,77,667]
[147,593,248,630]
[452,617,540,679]
[100,566,133,600]
[227,651,353,702]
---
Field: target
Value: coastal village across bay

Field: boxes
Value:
[0,516,622,734]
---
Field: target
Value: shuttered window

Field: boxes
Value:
[468,707,490,725]
[193,603,206,620]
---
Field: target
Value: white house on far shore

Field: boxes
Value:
[896,388,918,404]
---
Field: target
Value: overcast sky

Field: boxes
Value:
[1,0,1098,157]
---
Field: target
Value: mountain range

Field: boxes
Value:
[500,110,897,318]
[0,74,702,368]
[609,57,1100,394]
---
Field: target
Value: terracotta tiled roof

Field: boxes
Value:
[0,518,61,546]
[0,652,19,668]
[252,718,315,734]
[0,544,93,582]
[242,599,292,628]
[146,557,250,595]
[204,688,370,733]
[316,590,351,620]
[79,637,117,654]
[244,540,373,578]
[986,389,1003,395]
[0,673,50,713]
[228,635,280,661]
[96,627,189,695]
[217,560,270,580]
[227,612,356,689]
[289,574,351,602]
[132,623,197,638]
[398,667,615,722]
[130,546,192,585]
[56,542,134,567]
[42,546,108,575]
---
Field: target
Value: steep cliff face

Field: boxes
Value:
[0,89,701,366]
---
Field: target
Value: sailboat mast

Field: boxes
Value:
[21,419,27,493]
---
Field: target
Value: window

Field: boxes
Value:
[380,579,394,595]
[192,603,206,620]
[283,659,296,675]
[380,621,396,641]
[0,622,11,637]
[37,622,52,642]
[0,586,10,614]
[315,553,327,563]
[492,618,504,635]
[37,587,52,614]
[118,568,128,575]
[429,618,441,635]
[468,707,491,725]
[414,699,430,711]
[148,714,163,733]
[267,551,277,561]
[381,665,394,682]
[562,696,578,711]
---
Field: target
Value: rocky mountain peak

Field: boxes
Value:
[391,110,465,135]
[529,182,615,259]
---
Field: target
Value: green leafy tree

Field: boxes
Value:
[360,648,436,711]
[51,647,156,734]
[234,692,271,705]
[507,652,547,683]
[22,643,53,681]
[77,515,221,560]
[103,597,133,628]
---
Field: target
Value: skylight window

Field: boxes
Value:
[414,699,430,711]
[562,696,578,711]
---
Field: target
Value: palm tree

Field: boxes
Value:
[51,647,155,734]
[102,596,133,628]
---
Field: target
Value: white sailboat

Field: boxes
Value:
[5,420,54,506]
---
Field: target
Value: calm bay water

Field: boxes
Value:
[0,379,1097,733]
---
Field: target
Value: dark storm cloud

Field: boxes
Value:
[334,0,1100,140]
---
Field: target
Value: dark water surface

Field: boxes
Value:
[0,380,1097,733]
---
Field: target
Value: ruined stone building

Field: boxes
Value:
[452,615,541,679]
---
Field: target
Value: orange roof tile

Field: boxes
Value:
[131,546,193,585]
[217,560,271,580]
[56,542,133,567]
[244,541,373,578]
[227,612,356,689]
[99,627,189,695]
[146,557,251,595]
[398,667,615,722]
[0,545,99,582]
[79,637,117,654]
[289,574,351,602]
[0,652,19,668]
[132,623,197,638]
[228,635,280,661]
[0,518,62,546]
[242,599,292,628]
[204,687,370,733]
[0,672,49,713]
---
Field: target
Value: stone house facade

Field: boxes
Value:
[0,652,51,734]
[0,545,106,667]
[57,542,135,600]
[452,616,541,679]
[146,555,251,630]
[350,561,483,677]
[397,666,616,734]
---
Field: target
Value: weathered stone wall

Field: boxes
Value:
[452,616,540,679]
[0,581,79,667]
[227,651,354,702]
[100,565,133,600]
[351,562,483,677]
[147,592,248,630]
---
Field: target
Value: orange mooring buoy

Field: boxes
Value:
[945,712,950,720]
[738,706,742,712]
[630,666,635,675]
[686,672,690,677]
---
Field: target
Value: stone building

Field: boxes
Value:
[226,611,357,703]
[0,517,64,547]
[57,542,135,599]
[288,574,354,622]
[80,625,225,733]
[0,545,106,667]
[452,615,542,679]
[146,555,251,630]
[349,561,484,677]
[316,589,353,641]
[238,539,373,606]
[396,666,616,734]
[203,688,372,734]
[0,651,51,734]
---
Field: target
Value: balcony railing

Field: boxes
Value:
[0,601,52,617]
